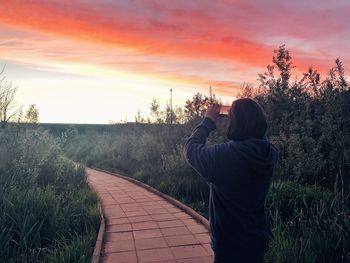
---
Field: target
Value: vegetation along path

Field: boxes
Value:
[87,168,214,263]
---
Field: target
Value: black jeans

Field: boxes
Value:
[213,240,267,263]
[213,252,265,263]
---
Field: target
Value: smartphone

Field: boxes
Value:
[219,105,231,116]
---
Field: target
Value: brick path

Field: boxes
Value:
[87,168,214,263]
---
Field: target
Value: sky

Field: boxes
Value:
[0,0,349,123]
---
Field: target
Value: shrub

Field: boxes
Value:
[0,187,58,260]
[0,126,99,262]
[266,181,350,263]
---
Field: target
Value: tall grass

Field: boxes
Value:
[266,181,349,263]
[45,233,96,263]
[0,125,100,262]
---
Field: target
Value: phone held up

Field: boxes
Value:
[219,105,231,117]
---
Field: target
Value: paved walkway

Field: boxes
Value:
[87,168,213,263]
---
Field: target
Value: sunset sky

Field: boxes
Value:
[0,0,349,123]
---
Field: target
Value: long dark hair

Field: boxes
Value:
[227,98,267,140]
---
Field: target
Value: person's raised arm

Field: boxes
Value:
[183,104,221,181]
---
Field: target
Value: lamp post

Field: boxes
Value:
[170,89,173,124]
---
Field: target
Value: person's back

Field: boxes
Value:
[184,99,278,263]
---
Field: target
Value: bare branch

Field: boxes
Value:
[0,67,19,128]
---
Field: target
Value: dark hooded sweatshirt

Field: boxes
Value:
[184,117,278,261]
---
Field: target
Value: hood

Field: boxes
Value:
[231,138,278,173]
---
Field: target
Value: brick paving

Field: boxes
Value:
[87,168,213,263]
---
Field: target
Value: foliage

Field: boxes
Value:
[149,98,186,124]
[255,46,350,193]
[184,92,220,122]
[266,181,349,263]
[45,232,96,263]
[23,104,39,124]
[0,125,99,262]
[61,46,349,262]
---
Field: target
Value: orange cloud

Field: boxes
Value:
[0,1,273,67]
[0,0,348,91]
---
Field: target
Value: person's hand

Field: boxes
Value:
[205,103,221,123]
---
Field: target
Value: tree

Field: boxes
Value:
[23,104,39,123]
[184,93,211,121]
[257,45,298,135]
[173,106,186,124]
[150,99,164,123]
[135,109,146,123]
[272,44,294,89]
[0,68,19,128]
[237,82,255,98]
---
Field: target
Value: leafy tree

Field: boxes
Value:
[237,82,256,99]
[135,109,146,123]
[184,92,220,122]
[150,99,163,123]
[149,99,186,124]
[23,104,39,123]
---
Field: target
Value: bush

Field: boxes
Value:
[0,126,99,262]
[0,187,58,260]
[266,181,350,263]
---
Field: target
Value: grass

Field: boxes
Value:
[266,181,349,263]
[0,125,100,262]
[45,233,96,263]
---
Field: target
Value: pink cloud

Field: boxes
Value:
[0,0,349,94]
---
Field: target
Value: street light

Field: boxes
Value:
[170,89,173,124]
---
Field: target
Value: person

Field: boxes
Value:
[184,98,278,263]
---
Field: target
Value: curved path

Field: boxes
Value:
[87,168,213,263]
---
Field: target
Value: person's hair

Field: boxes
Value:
[226,98,267,140]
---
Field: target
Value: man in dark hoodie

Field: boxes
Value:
[184,98,278,263]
